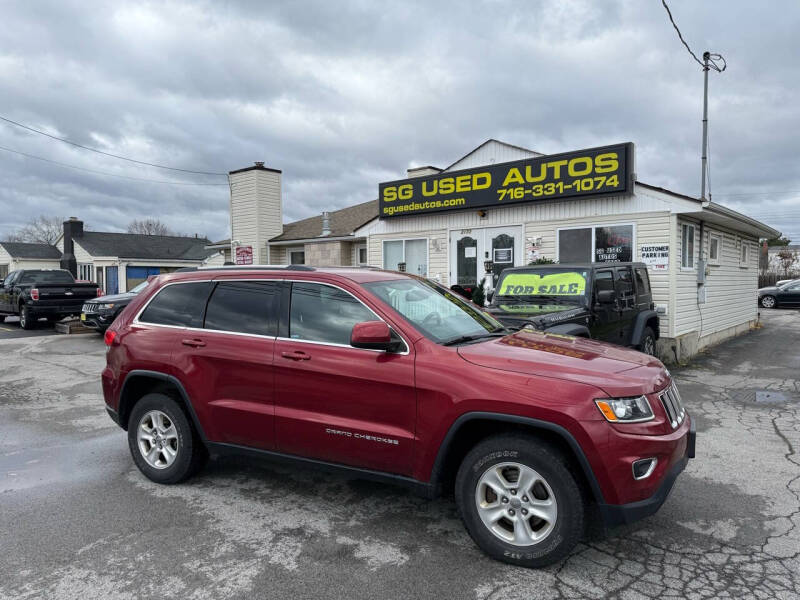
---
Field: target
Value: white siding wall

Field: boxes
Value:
[446,140,541,171]
[230,168,282,264]
[673,216,759,340]
[0,246,12,274]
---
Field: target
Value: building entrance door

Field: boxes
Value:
[449,226,523,291]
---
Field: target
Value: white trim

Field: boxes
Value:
[381,237,429,277]
[555,222,636,264]
[739,238,750,268]
[680,223,696,270]
[286,246,306,265]
[708,232,722,266]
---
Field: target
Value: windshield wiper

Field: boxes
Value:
[441,331,508,346]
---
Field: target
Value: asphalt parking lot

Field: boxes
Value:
[0,316,65,339]
[1,311,798,600]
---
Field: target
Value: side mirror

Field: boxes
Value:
[350,321,393,351]
[597,289,616,304]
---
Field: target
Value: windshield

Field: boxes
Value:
[18,270,75,285]
[492,268,590,311]
[364,278,505,344]
[129,280,149,294]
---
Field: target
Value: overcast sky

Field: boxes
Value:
[1,0,798,243]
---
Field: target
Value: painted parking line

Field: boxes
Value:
[0,325,15,332]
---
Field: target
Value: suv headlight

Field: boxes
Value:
[595,396,654,423]
[99,303,116,310]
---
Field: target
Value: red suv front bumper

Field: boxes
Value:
[596,414,696,526]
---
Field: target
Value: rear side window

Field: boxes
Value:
[204,281,280,336]
[289,282,375,345]
[18,270,75,284]
[595,270,614,293]
[635,268,651,295]
[138,282,211,327]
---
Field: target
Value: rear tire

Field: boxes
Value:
[760,295,776,309]
[127,393,207,484]
[19,306,35,330]
[638,326,656,356]
[455,435,585,568]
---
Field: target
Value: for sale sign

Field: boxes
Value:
[235,245,253,265]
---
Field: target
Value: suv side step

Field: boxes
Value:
[207,442,436,498]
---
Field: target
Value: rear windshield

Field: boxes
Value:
[18,270,75,284]
[493,268,590,309]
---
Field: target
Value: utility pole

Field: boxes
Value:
[700,51,710,203]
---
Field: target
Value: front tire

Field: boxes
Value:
[760,295,776,309]
[127,393,207,484]
[455,435,585,568]
[638,326,656,356]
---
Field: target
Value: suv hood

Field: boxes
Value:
[458,329,668,397]
[488,304,588,329]
[94,291,137,303]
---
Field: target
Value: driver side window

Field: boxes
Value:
[289,282,377,346]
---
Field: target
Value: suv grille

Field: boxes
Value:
[82,303,97,312]
[659,382,685,429]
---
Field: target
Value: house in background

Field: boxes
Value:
[0,242,62,278]
[54,218,224,293]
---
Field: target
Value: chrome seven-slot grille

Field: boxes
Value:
[82,303,97,312]
[659,381,685,429]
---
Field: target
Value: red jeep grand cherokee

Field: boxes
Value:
[102,266,695,567]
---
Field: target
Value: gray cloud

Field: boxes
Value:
[1,0,798,242]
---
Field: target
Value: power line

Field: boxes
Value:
[0,144,229,186]
[661,0,705,68]
[0,114,227,176]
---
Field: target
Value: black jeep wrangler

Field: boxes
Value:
[487,262,660,355]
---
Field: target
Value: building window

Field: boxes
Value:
[0,264,8,279]
[382,239,428,276]
[358,246,368,264]
[708,233,721,265]
[78,263,94,282]
[288,248,305,265]
[681,224,695,269]
[557,224,634,264]
[740,240,749,267]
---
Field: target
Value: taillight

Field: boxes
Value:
[104,330,117,346]
[97,288,104,297]
[30,288,39,301]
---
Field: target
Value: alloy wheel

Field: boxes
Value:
[137,410,179,469]
[474,462,558,546]
[761,296,775,308]
[643,336,655,355]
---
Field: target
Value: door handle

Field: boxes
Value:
[181,338,206,348]
[281,350,311,361]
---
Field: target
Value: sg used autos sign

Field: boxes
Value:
[378,143,633,219]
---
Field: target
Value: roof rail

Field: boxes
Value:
[174,264,316,273]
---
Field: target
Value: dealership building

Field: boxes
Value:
[224,139,778,361]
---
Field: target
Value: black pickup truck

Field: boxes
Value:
[0,269,101,329]
[487,262,661,355]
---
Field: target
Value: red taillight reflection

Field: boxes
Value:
[30,288,39,301]
[104,330,117,346]
[97,288,104,297]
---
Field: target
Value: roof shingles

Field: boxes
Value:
[270,199,377,242]
[0,242,62,259]
[74,232,216,260]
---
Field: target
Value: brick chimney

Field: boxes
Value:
[60,217,84,277]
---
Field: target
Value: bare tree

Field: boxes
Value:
[777,247,798,276]
[5,215,65,245]
[127,218,175,236]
